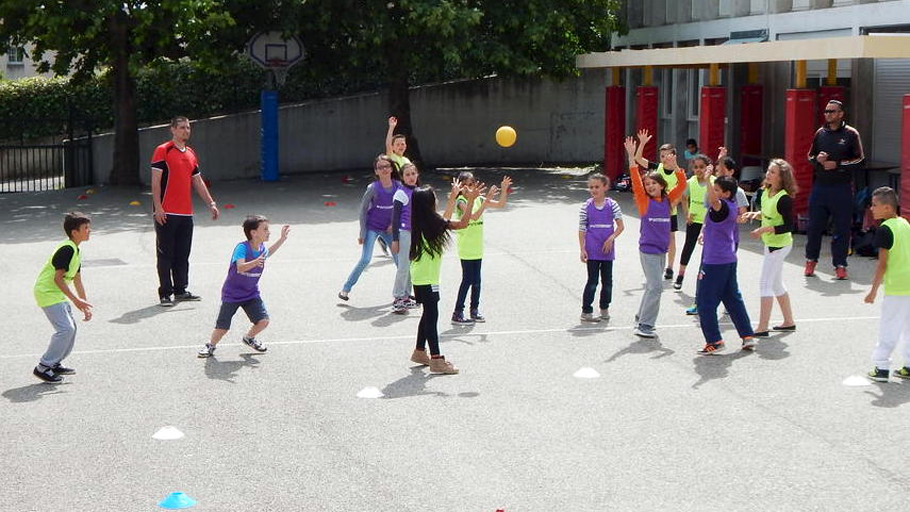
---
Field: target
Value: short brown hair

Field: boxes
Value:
[588,173,609,187]
[63,212,91,238]
[170,116,190,128]
[243,215,268,240]
[658,143,677,155]
[391,134,406,143]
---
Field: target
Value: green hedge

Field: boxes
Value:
[0,59,383,141]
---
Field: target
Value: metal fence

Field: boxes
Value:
[0,117,94,193]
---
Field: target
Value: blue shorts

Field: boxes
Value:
[215,297,268,330]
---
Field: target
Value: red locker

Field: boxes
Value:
[785,89,818,216]
[604,86,626,180]
[636,86,658,162]
[902,94,910,221]
[740,85,763,159]
[699,86,726,157]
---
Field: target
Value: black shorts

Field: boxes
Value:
[670,213,679,232]
[215,297,268,330]
[413,284,440,304]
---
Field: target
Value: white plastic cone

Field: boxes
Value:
[357,387,385,398]
[152,426,185,440]
[573,367,600,379]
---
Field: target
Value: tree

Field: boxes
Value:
[0,1,296,185]
[297,0,623,167]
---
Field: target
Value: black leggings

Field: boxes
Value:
[679,222,703,267]
[455,259,482,313]
[414,284,441,355]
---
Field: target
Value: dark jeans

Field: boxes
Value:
[455,258,482,313]
[696,262,754,343]
[414,284,441,355]
[679,222,703,267]
[155,214,194,298]
[582,259,613,313]
[805,182,853,267]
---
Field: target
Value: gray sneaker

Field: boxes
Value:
[197,343,216,358]
[242,336,267,353]
[633,327,656,338]
[580,312,601,323]
[600,308,610,321]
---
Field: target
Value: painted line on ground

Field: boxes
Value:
[0,314,879,360]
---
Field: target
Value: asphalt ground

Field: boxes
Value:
[1,168,908,512]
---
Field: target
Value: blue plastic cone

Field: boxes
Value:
[158,492,197,509]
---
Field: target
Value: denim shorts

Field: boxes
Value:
[215,297,268,330]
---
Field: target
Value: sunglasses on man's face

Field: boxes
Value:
[824,109,841,114]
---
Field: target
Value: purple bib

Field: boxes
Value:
[584,198,616,261]
[221,241,265,303]
[399,186,414,231]
[702,199,738,265]
[639,197,671,255]
[366,180,400,232]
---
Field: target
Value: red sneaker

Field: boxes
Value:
[804,260,817,277]
[835,266,848,280]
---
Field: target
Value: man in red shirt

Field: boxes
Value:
[151,116,219,307]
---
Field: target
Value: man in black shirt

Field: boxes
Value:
[805,100,865,280]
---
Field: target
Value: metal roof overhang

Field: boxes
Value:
[577,35,910,69]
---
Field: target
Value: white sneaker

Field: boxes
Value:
[580,312,601,323]
[633,327,656,338]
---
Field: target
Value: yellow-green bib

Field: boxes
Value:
[883,216,910,296]
[454,196,483,260]
[34,239,80,307]
[687,175,713,224]
[658,164,679,214]
[760,189,793,248]
[410,250,442,286]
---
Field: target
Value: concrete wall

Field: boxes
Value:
[92,71,607,185]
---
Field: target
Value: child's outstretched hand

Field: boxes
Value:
[280,225,290,240]
[500,175,512,191]
[624,136,637,159]
[636,129,651,145]
[485,185,500,202]
[388,116,397,128]
[717,146,728,161]
[448,178,463,200]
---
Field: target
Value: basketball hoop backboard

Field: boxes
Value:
[247,31,305,70]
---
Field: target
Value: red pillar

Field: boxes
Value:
[636,86,658,162]
[699,86,726,157]
[740,85,763,160]
[604,86,626,180]
[818,86,846,129]
[902,94,910,221]
[785,89,818,216]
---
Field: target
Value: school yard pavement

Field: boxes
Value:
[1,168,907,512]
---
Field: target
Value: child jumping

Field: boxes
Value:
[743,158,798,337]
[390,162,420,314]
[198,216,290,358]
[864,187,910,382]
[625,136,686,338]
[446,171,512,325]
[578,174,624,322]
[338,155,401,301]
[695,168,756,354]
[409,179,482,374]
[674,154,713,291]
[32,212,94,383]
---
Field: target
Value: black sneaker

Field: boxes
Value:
[868,367,890,382]
[33,366,63,383]
[174,291,202,302]
[242,336,267,353]
[52,364,76,375]
[470,310,486,323]
[673,275,683,290]
[159,296,174,307]
[451,312,474,325]
[664,268,674,280]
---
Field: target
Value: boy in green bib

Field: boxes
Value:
[32,212,94,383]
[864,187,910,382]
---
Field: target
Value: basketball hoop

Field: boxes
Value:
[266,59,290,88]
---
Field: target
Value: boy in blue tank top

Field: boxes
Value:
[198,216,290,358]
[696,171,756,355]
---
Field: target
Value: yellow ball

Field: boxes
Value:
[495,126,517,148]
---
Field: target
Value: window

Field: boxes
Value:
[687,69,703,121]
[7,46,24,65]
[661,68,674,119]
